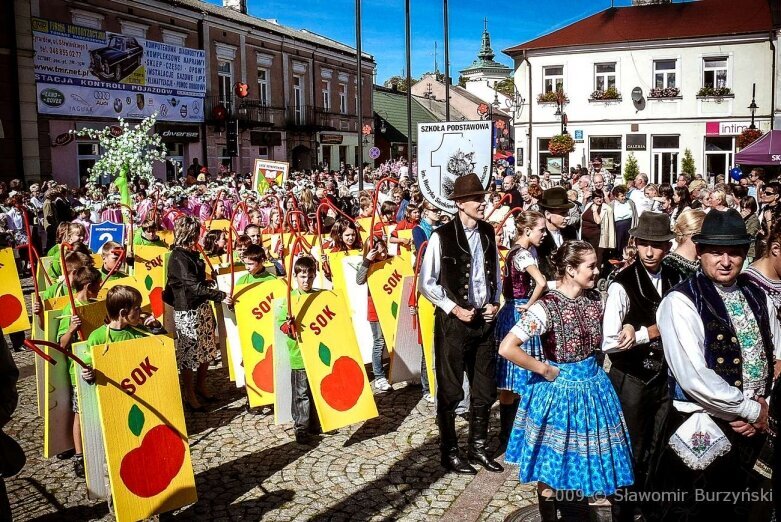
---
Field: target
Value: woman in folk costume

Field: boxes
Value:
[493,211,548,457]
[499,240,633,521]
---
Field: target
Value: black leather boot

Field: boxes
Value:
[467,406,504,472]
[437,411,476,475]
[537,492,559,521]
[494,398,519,458]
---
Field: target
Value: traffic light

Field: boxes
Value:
[226,119,238,157]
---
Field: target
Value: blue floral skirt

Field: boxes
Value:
[495,298,543,394]
[504,355,634,496]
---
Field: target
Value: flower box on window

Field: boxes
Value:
[537,90,568,104]
[696,86,733,98]
[648,87,680,98]
[589,87,621,101]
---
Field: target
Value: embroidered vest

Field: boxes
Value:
[434,217,497,309]
[609,261,680,381]
[540,290,603,363]
[669,272,774,401]
[502,246,536,300]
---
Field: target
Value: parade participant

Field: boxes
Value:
[356,238,393,392]
[494,211,547,457]
[235,244,276,285]
[164,216,231,412]
[499,241,633,521]
[395,203,420,231]
[601,212,681,522]
[37,251,94,302]
[279,256,321,444]
[661,208,705,281]
[536,187,575,281]
[48,222,88,279]
[56,266,102,478]
[656,209,776,519]
[232,234,252,262]
[419,173,503,475]
[46,222,70,257]
[133,217,167,248]
[99,241,127,281]
[411,201,440,253]
[79,285,160,384]
[329,219,363,253]
[202,229,227,259]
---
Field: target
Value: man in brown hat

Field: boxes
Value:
[655,209,776,519]
[602,212,682,521]
[419,173,503,475]
[536,186,576,281]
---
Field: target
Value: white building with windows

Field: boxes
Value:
[504,0,775,185]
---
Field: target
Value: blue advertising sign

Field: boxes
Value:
[89,221,125,253]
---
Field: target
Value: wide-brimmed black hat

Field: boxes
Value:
[629,212,674,242]
[692,209,752,246]
[539,186,574,210]
[448,173,489,200]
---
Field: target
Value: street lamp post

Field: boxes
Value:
[748,82,758,130]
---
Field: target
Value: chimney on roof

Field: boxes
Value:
[223,0,248,14]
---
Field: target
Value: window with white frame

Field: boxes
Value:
[594,63,616,91]
[257,68,269,105]
[119,21,148,39]
[703,56,728,89]
[293,75,304,124]
[543,66,564,93]
[77,142,102,185]
[322,80,331,111]
[217,61,232,103]
[339,84,347,114]
[161,29,187,47]
[71,9,104,29]
[654,59,677,89]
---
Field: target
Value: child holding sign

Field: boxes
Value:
[236,244,276,285]
[56,266,101,478]
[355,239,391,392]
[99,242,128,281]
[280,256,320,444]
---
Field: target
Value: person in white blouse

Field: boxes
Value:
[655,209,776,520]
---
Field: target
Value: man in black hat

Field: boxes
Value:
[419,173,503,475]
[536,186,576,281]
[655,209,776,519]
[602,212,681,522]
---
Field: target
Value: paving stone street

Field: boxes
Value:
[5,280,537,521]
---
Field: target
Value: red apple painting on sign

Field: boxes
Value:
[251,331,274,393]
[93,336,196,522]
[0,247,30,334]
[292,290,377,432]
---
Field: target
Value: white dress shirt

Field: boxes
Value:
[419,224,502,315]
[656,287,781,423]
[629,188,653,216]
[548,228,563,248]
[602,267,662,353]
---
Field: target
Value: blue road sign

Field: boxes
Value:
[89,221,125,253]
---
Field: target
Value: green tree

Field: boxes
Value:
[681,148,696,177]
[383,76,418,92]
[624,152,639,184]
[495,77,515,98]
[457,75,467,87]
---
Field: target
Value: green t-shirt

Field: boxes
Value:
[236,270,276,286]
[71,324,148,385]
[47,244,59,257]
[275,289,313,370]
[41,281,66,301]
[133,229,167,248]
[56,298,90,344]
[48,249,62,280]
[101,267,127,282]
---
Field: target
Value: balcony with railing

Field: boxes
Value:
[313,107,358,131]
[204,95,284,128]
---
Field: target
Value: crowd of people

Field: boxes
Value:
[0,155,779,521]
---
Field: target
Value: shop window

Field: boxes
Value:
[589,135,622,177]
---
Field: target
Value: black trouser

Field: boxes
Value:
[291,369,316,434]
[649,408,772,521]
[609,367,670,521]
[434,308,497,416]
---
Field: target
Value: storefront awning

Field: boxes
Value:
[735,130,781,165]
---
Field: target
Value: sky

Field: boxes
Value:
[207,0,637,84]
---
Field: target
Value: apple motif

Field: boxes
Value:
[119,424,185,498]
[318,343,364,411]
[145,275,164,317]
[0,294,22,329]
[250,332,274,393]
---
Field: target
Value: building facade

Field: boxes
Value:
[505,0,776,184]
[15,0,374,186]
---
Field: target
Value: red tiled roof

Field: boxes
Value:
[504,0,773,56]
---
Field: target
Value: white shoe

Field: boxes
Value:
[422,393,435,403]
[374,377,391,392]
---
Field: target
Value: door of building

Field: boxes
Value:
[651,135,680,185]
[704,136,734,181]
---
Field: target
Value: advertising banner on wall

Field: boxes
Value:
[32,17,205,122]
[416,121,492,213]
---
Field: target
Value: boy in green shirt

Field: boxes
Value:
[56,266,101,479]
[133,218,168,248]
[236,244,277,285]
[280,256,319,444]
[99,241,128,281]
[37,252,95,302]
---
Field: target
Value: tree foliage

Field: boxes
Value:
[681,148,696,177]
[624,152,639,184]
[495,78,515,98]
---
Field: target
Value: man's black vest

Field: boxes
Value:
[433,217,497,309]
[670,272,775,401]
[609,261,681,381]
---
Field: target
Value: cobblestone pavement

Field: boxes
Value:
[5,279,536,521]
